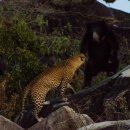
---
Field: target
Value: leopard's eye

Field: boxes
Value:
[81,56,85,61]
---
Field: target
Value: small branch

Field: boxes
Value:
[111,24,130,35]
[43,65,130,107]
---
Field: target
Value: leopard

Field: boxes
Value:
[21,53,86,122]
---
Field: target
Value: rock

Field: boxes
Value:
[28,106,94,130]
[50,0,95,6]
[78,120,130,130]
[0,115,24,130]
[104,90,130,120]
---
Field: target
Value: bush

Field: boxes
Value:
[0,18,81,119]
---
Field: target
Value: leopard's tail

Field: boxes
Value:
[21,86,30,113]
[17,86,30,124]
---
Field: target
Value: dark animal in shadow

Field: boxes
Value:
[80,21,119,88]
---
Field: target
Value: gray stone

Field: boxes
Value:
[28,106,94,130]
[0,116,24,130]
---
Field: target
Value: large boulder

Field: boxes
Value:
[0,115,24,130]
[28,106,94,130]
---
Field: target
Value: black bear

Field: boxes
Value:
[80,21,119,88]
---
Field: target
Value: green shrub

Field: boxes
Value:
[0,19,81,95]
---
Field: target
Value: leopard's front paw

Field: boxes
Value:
[37,117,44,122]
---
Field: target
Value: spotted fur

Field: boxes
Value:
[21,53,85,122]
